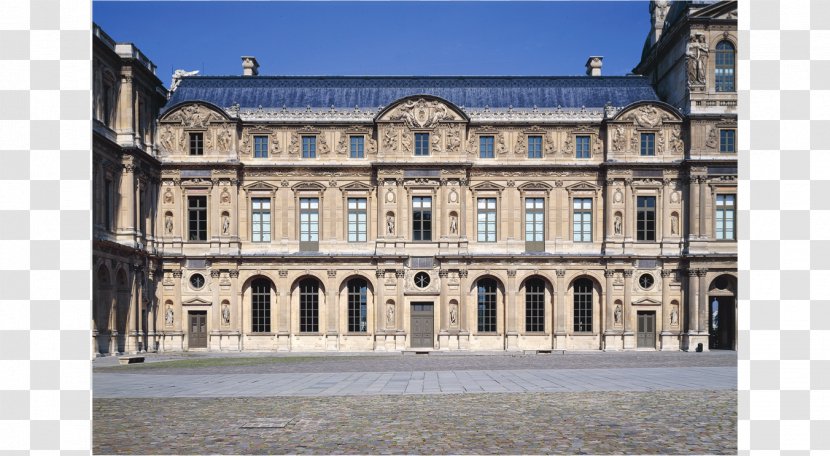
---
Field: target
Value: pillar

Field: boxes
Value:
[690,177,700,238]
[623,270,633,334]
[604,270,615,332]
[688,269,699,333]
[605,181,615,238]
[698,269,709,335]
[661,269,672,333]
[624,179,633,240]
[699,177,708,238]
[555,269,566,335]
[662,179,672,238]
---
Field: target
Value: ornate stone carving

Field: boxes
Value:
[706,126,718,149]
[336,134,348,156]
[221,303,230,325]
[327,270,337,278]
[386,303,395,328]
[507,270,517,278]
[614,305,622,326]
[669,126,684,154]
[165,305,174,326]
[278,270,288,278]
[563,131,574,155]
[386,214,395,235]
[556,269,566,278]
[612,124,625,152]
[431,129,442,154]
[687,33,709,86]
[288,131,300,156]
[623,270,634,278]
[383,127,397,153]
[159,126,175,153]
[210,270,221,279]
[446,127,462,154]
[458,270,468,278]
[630,105,663,128]
[163,188,174,205]
[165,214,173,234]
[670,306,679,326]
[216,123,232,151]
[514,134,526,156]
[390,98,455,129]
[318,134,330,156]
[450,302,458,326]
[614,214,622,235]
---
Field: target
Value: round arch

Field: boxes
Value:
[707,273,737,350]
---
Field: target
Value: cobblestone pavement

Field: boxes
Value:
[94,350,736,374]
[93,390,736,454]
[94,366,734,398]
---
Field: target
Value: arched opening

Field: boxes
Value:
[299,278,320,333]
[251,278,272,333]
[346,278,368,333]
[573,278,594,333]
[476,278,499,333]
[522,276,551,333]
[709,274,737,350]
[715,41,736,92]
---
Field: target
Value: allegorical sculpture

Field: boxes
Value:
[165,306,174,326]
[614,305,622,325]
[686,34,709,85]
[386,214,395,235]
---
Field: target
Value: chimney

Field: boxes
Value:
[585,56,603,77]
[241,56,259,76]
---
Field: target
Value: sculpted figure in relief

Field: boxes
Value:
[614,215,623,235]
[165,306,174,326]
[220,189,230,205]
[222,214,230,235]
[633,105,662,129]
[336,135,348,155]
[163,189,174,204]
[216,124,232,151]
[614,305,622,325]
[612,125,625,152]
[450,215,458,234]
[222,304,231,325]
[446,128,462,154]
[160,126,175,152]
[386,214,395,235]
[670,307,679,326]
[386,304,395,327]
[670,126,684,154]
[431,131,442,153]
[401,131,412,153]
[165,215,173,234]
[686,34,709,85]
[671,213,679,235]
[383,128,397,152]
[496,132,508,155]
[450,304,458,325]
[367,136,378,155]
[705,126,718,149]
[515,135,526,156]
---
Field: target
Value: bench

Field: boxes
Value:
[118,356,145,365]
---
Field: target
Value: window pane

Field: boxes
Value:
[480,136,494,159]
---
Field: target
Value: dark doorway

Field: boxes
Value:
[410,302,434,348]
[188,311,207,348]
[637,311,656,348]
[709,296,735,350]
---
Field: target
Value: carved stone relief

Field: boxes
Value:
[389,98,456,129]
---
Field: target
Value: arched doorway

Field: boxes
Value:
[708,274,736,350]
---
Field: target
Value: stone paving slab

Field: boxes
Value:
[93,390,736,455]
[94,366,735,398]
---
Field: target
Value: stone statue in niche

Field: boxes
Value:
[670,306,679,326]
[165,306,174,326]
[450,215,458,234]
[386,304,395,327]
[386,214,395,235]
[450,304,458,325]
[222,304,230,325]
[222,214,230,235]
[614,215,622,235]
[614,305,622,325]
[671,214,679,235]
[165,215,173,234]
[686,33,709,85]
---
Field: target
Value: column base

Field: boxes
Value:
[622,332,637,350]
[603,332,624,351]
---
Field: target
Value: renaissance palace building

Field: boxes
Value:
[92,1,737,356]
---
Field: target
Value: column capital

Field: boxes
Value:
[555,269,566,278]
[661,269,673,278]
[604,270,615,278]
[458,269,468,278]
[623,270,634,278]
[228,269,239,278]
[375,269,385,278]
[507,270,517,278]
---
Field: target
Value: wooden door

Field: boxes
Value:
[637,311,655,348]
[410,302,434,348]
[188,311,207,348]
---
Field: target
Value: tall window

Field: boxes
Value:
[254,136,269,158]
[528,136,542,159]
[480,136,494,159]
[102,81,112,127]
[187,196,207,241]
[347,278,368,332]
[251,279,271,332]
[477,278,497,333]
[525,198,545,251]
[525,278,545,332]
[299,198,319,251]
[251,198,271,242]
[715,194,736,240]
[104,179,112,230]
[302,136,316,158]
[715,41,736,92]
[637,196,656,241]
[412,196,432,241]
[415,133,429,156]
[299,279,319,333]
[350,135,364,159]
[573,278,593,332]
[640,133,655,156]
[347,198,367,242]
[720,129,735,153]
[477,198,497,243]
[189,133,204,155]
[576,136,591,159]
[573,198,592,242]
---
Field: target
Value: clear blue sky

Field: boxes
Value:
[94,1,652,88]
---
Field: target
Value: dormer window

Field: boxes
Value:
[302,136,316,158]
[414,133,429,156]
[254,136,269,158]
[189,133,204,155]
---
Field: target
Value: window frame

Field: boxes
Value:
[187,195,208,241]
[253,135,269,158]
[640,132,656,156]
[349,135,365,159]
[251,197,271,243]
[524,197,545,252]
[719,129,736,153]
[347,197,368,243]
[299,197,319,251]
[524,278,545,333]
[636,195,657,241]
[527,135,543,159]
[479,135,495,159]
[412,196,433,241]
[347,278,368,333]
[476,197,497,243]
[301,135,317,159]
[572,197,593,242]
[575,135,591,159]
[251,278,271,333]
[189,132,204,156]
[715,40,736,93]
[573,278,593,333]
[477,278,497,333]
[715,193,736,240]
[414,132,430,156]
[299,278,319,333]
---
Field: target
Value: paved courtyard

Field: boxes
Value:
[93,352,736,454]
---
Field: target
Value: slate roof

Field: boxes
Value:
[163,76,659,113]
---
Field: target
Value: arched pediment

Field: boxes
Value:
[612,101,683,128]
[159,101,232,127]
[376,95,468,127]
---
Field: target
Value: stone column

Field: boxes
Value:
[396,269,405,330]
[699,178,708,239]
[698,269,709,335]
[211,269,221,335]
[690,177,700,238]
[459,179,468,239]
[605,181,614,239]
[624,179,633,240]
[375,269,385,337]
[326,270,338,335]
[688,269,699,333]
[555,269,566,335]
[661,269,672,334]
[119,164,136,234]
[604,270,615,332]
[662,179,672,238]
[439,269,449,331]
[230,270,241,350]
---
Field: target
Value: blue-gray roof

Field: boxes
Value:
[164,76,659,113]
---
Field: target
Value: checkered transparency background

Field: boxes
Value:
[0,0,823,453]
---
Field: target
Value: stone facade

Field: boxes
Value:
[92,1,737,355]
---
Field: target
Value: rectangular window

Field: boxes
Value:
[251,198,271,242]
[189,133,203,156]
[636,196,656,241]
[302,136,316,159]
[254,136,269,158]
[640,133,655,156]
[299,197,319,251]
[187,196,207,241]
[527,136,543,159]
[525,198,545,251]
[715,194,735,240]
[576,135,591,159]
[477,198,497,243]
[720,129,735,153]
[347,198,367,242]
[414,133,429,156]
[350,135,364,159]
[480,136,494,159]
[104,179,112,230]
[412,196,432,241]
[573,198,593,242]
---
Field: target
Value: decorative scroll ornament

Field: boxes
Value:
[391,98,455,129]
